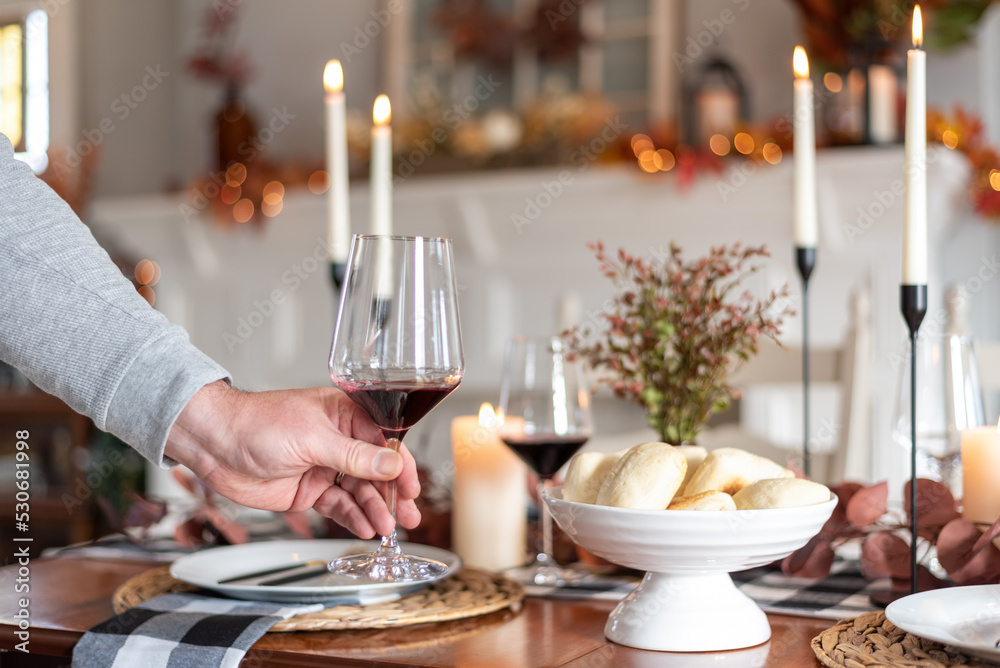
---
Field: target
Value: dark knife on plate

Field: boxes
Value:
[217,559,326,585]
[258,565,333,586]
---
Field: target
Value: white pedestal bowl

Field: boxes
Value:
[543,487,836,652]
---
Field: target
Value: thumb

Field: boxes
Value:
[316,435,403,481]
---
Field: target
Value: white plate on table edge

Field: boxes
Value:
[886,584,1000,664]
[170,539,461,603]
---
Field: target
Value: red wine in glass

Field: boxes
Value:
[338,380,460,440]
[500,435,589,479]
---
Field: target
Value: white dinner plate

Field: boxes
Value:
[170,539,461,604]
[885,584,1000,663]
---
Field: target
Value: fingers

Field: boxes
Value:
[316,435,404,481]
[313,485,376,539]
[396,498,421,530]
[313,477,423,538]
[394,443,421,501]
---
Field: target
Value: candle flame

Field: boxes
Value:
[913,5,923,48]
[479,403,500,428]
[373,95,391,126]
[793,46,809,79]
[323,60,343,93]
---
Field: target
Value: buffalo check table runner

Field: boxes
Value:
[731,561,888,620]
[524,561,889,621]
[72,593,328,668]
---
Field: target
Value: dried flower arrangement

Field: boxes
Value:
[564,242,792,445]
[185,2,254,89]
[785,479,1000,599]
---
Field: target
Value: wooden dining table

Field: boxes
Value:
[0,556,830,667]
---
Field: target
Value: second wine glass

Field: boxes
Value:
[498,335,593,586]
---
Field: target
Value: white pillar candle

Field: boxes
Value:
[451,405,527,571]
[903,6,927,285]
[324,60,350,264]
[370,95,393,237]
[961,424,1000,524]
[793,46,818,248]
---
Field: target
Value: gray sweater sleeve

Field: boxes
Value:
[0,134,229,466]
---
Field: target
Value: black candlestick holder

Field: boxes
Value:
[796,247,816,478]
[901,284,927,595]
[330,262,347,292]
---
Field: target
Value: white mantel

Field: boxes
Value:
[89,146,969,385]
[89,145,972,488]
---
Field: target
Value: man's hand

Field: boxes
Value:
[165,381,421,538]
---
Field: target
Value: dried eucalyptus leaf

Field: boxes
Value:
[847,481,888,529]
[782,535,835,578]
[937,517,1000,585]
[202,506,249,545]
[121,493,168,529]
[904,479,959,529]
[972,513,1000,554]
[860,532,910,579]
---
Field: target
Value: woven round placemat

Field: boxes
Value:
[812,611,995,667]
[113,566,523,632]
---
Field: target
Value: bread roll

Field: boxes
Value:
[682,447,794,497]
[732,478,831,510]
[675,445,707,488]
[667,490,736,511]
[596,442,687,509]
[562,451,622,504]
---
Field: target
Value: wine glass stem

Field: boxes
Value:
[379,437,402,552]
[538,478,554,563]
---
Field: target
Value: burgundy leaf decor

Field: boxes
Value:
[781,477,1000,596]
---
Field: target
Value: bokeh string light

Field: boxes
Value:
[134,259,160,307]
[620,106,1000,219]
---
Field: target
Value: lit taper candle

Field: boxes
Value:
[370,95,393,236]
[324,60,350,266]
[903,6,927,285]
[793,46,817,248]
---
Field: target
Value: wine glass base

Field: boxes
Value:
[504,560,586,587]
[329,552,449,583]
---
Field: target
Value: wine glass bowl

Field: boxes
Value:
[892,333,985,493]
[544,487,837,652]
[329,235,464,582]
[498,335,593,585]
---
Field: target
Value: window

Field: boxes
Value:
[1,22,23,149]
[0,9,48,172]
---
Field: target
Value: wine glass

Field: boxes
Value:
[892,333,985,493]
[329,235,464,582]
[498,335,593,585]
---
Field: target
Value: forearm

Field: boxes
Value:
[0,134,229,463]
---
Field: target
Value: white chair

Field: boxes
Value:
[721,279,874,484]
